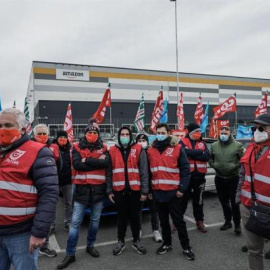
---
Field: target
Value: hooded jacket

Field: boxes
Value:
[106,126,149,195]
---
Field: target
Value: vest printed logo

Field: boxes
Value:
[9,149,26,161]
[165,148,174,156]
[197,143,204,149]
[49,147,54,152]
[131,149,137,157]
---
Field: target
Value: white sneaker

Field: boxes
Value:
[153,230,162,242]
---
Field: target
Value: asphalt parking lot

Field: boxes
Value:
[39,192,270,270]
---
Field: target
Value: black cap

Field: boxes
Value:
[252,114,270,125]
[85,117,100,134]
[187,123,200,134]
[136,133,149,143]
[57,130,68,138]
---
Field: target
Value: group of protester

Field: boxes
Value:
[0,107,270,270]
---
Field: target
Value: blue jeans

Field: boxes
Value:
[66,200,103,256]
[0,231,38,270]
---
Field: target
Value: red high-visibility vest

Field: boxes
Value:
[48,143,60,161]
[181,138,207,173]
[72,143,107,185]
[148,144,181,191]
[240,143,270,207]
[0,140,44,226]
[109,144,141,191]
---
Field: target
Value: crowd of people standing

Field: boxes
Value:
[1,107,270,270]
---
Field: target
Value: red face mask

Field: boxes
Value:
[58,137,68,146]
[85,133,98,143]
[35,134,48,144]
[191,131,201,140]
[0,129,21,146]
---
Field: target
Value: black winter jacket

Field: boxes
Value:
[0,134,59,238]
[57,143,72,186]
[72,137,110,205]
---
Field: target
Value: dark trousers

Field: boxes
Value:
[156,196,190,250]
[215,175,241,226]
[181,175,206,221]
[114,190,142,242]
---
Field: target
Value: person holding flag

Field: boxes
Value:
[180,123,210,233]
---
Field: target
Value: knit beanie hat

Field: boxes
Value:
[187,123,201,135]
[136,132,149,143]
[85,117,100,134]
[57,130,68,139]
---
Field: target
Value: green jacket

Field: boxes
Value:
[209,136,244,179]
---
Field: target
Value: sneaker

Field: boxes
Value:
[153,230,163,242]
[156,243,172,255]
[196,221,207,233]
[234,225,241,235]
[57,255,75,269]
[113,241,125,256]
[86,246,100,258]
[220,222,232,231]
[39,246,57,258]
[132,240,147,255]
[183,248,195,260]
[241,245,248,252]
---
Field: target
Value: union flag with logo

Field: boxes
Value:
[194,94,204,125]
[177,92,185,131]
[255,92,268,118]
[150,90,164,133]
[64,103,74,143]
[213,95,237,120]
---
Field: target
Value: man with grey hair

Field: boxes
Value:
[0,108,58,270]
[33,123,62,257]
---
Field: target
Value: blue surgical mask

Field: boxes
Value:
[219,134,229,142]
[120,136,130,145]
[156,134,167,141]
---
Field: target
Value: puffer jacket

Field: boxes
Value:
[0,134,59,238]
[209,136,244,179]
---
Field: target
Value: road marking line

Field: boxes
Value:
[49,234,61,252]
[184,215,196,224]
[205,222,224,228]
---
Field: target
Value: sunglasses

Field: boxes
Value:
[251,126,265,133]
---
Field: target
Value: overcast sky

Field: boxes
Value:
[1,0,270,111]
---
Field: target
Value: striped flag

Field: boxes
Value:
[93,85,111,124]
[24,97,32,136]
[64,103,74,143]
[134,93,145,132]
[177,92,185,131]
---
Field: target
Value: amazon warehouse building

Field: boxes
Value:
[27,61,270,138]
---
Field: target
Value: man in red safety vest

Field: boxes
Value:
[180,123,210,233]
[107,126,149,256]
[236,114,270,270]
[0,108,58,270]
[147,123,195,261]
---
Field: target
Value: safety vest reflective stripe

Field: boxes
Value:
[127,168,139,173]
[190,164,195,168]
[151,167,180,173]
[0,180,37,194]
[72,175,106,180]
[196,164,207,168]
[152,179,179,185]
[0,206,36,216]
[113,181,125,186]
[244,174,270,184]
[112,168,125,173]
[241,189,270,205]
[245,175,251,182]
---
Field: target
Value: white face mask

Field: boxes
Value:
[254,129,269,143]
[138,141,148,149]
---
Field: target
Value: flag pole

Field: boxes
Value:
[234,93,237,133]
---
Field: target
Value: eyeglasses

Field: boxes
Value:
[251,126,265,133]
[37,133,47,135]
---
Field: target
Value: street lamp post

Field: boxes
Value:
[170,0,180,107]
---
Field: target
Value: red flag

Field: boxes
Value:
[213,95,237,120]
[209,119,217,138]
[64,103,74,143]
[93,88,111,124]
[194,94,204,125]
[177,92,185,131]
[255,93,268,118]
[150,91,164,133]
